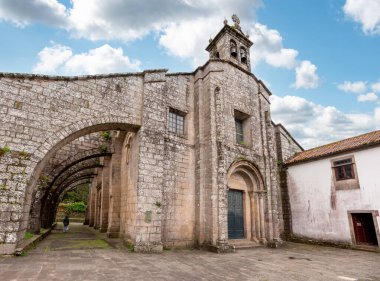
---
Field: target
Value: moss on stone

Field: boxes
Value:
[24,232,34,240]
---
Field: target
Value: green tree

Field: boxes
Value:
[62,184,89,203]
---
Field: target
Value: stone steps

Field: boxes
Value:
[229,239,263,250]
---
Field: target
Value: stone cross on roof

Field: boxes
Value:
[232,14,241,30]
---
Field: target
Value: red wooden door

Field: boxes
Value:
[352,213,378,245]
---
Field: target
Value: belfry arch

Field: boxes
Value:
[226,161,267,243]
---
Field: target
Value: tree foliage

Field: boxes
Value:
[62,184,89,203]
[62,201,87,213]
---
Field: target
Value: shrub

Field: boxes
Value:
[100,131,112,140]
[62,201,87,214]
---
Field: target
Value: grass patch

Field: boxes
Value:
[24,232,34,240]
[126,243,134,252]
[53,239,111,250]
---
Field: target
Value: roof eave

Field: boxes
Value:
[285,141,380,166]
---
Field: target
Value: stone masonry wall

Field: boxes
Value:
[274,124,303,237]
[0,73,143,254]
[162,74,195,246]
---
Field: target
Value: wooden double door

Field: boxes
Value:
[352,213,378,246]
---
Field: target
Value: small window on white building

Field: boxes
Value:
[331,155,359,190]
[333,158,355,181]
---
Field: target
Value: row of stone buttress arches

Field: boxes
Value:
[86,131,137,238]
[38,151,112,229]
[27,137,112,232]
[31,133,128,233]
[226,160,267,244]
[18,117,139,245]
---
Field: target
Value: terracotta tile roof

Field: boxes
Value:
[286,130,380,165]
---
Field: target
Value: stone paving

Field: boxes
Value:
[0,223,379,281]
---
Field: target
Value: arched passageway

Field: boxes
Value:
[25,125,141,247]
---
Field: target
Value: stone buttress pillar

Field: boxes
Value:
[89,173,99,227]
[132,70,167,252]
[107,132,125,237]
[99,156,111,232]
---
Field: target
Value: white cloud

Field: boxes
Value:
[0,0,68,27]
[67,0,260,42]
[343,0,380,35]
[0,0,261,42]
[371,81,380,93]
[357,92,378,102]
[292,60,319,89]
[249,23,319,89]
[33,44,140,75]
[159,15,303,69]
[337,80,367,94]
[33,44,73,73]
[159,17,218,67]
[64,0,263,67]
[264,48,298,69]
[271,95,377,148]
[2,0,318,87]
[249,23,298,69]
[64,44,140,74]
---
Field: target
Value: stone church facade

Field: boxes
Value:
[0,17,302,254]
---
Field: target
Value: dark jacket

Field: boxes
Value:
[63,217,69,226]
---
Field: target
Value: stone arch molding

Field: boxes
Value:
[227,160,265,192]
[226,160,267,243]
[28,116,140,191]
[34,115,139,161]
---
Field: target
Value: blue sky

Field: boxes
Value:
[0,0,379,148]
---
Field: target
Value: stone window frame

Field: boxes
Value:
[330,154,360,190]
[168,107,186,137]
[234,109,251,147]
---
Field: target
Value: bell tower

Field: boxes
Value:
[206,15,253,72]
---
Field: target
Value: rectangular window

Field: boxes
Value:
[333,158,355,181]
[235,119,244,143]
[234,109,251,146]
[168,109,185,136]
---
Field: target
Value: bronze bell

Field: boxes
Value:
[240,48,247,63]
[230,45,237,57]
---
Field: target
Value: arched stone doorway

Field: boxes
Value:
[227,161,266,244]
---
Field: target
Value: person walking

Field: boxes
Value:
[63,215,70,232]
